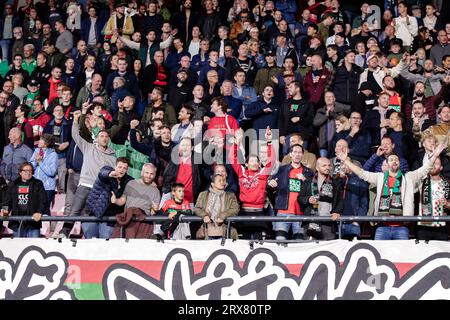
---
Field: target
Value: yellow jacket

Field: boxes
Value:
[103,14,134,43]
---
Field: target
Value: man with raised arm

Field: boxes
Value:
[336,142,445,240]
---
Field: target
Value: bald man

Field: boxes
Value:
[299,157,344,240]
[0,128,34,182]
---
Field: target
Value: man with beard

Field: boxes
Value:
[168,68,193,113]
[381,75,402,112]
[338,142,445,240]
[299,157,343,240]
[404,76,450,123]
[122,163,161,215]
[57,110,116,239]
[30,53,51,97]
[187,85,209,120]
[141,87,177,127]
[423,105,450,158]
[416,156,450,241]
[130,120,174,189]
[403,59,445,99]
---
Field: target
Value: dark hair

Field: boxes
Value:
[327,44,338,52]
[160,125,171,131]
[40,133,54,148]
[43,39,56,47]
[211,173,226,183]
[116,157,130,166]
[309,23,319,32]
[180,104,194,120]
[289,143,304,153]
[442,54,450,61]
[19,162,34,174]
[13,53,23,60]
[381,136,394,144]
[437,104,450,114]
[171,182,185,191]
[233,68,246,77]
[211,96,229,113]
[18,104,30,117]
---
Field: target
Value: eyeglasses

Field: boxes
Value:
[21,169,33,173]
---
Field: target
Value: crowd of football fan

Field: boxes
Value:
[0,0,449,241]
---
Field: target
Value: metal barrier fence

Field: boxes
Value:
[2,215,450,240]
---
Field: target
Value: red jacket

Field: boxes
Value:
[48,77,62,103]
[207,114,239,140]
[229,143,274,209]
[303,68,332,106]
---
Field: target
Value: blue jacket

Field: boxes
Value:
[337,174,368,217]
[105,71,140,100]
[363,153,409,173]
[110,86,131,118]
[198,64,226,85]
[232,84,257,108]
[191,53,208,73]
[0,143,34,182]
[86,166,133,218]
[80,16,105,45]
[270,164,314,211]
[345,130,372,165]
[245,98,280,136]
[30,148,59,191]
[43,118,71,159]
[164,51,190,75]
[66,140,83,173]
[275,0,298,24]
[223,96,243,121]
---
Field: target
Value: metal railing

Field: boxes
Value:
[2,215,449,240]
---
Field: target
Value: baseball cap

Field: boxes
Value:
[28,79,40,87]
[359,82,372,91]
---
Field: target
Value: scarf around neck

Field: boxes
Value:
[379,170,403,216]
[206,187,225,222]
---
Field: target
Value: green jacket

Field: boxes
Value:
[253,65,282,95]
[141,102,177,128]
[76,84,111,112]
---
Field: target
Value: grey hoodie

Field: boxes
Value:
[72,122,116,187]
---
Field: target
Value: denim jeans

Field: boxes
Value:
[273,213,304,240]
[374,226,409,240]
[45,190,55,216]
[13,226,40,238]
[319,149,329,158]
[82,222,115,239]
[341,223,361,239]
[0,39,12,62]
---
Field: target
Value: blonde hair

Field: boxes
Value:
[335,115,350,131]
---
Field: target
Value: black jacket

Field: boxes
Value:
[298,175,344,216]
[162,151,203,201]
[331,64,363,105]
[269,164,315,211]
[2,177,47,230]
[278,98,314,140]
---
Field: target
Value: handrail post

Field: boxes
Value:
[226,219,231,239]
[338,220,342,239]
